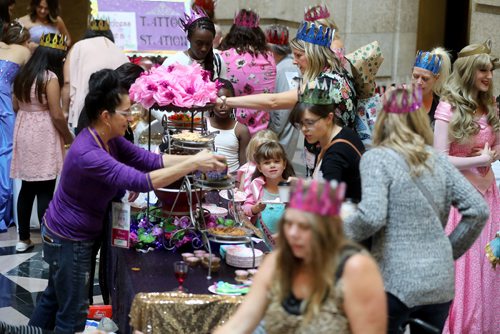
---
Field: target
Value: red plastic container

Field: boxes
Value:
[88,305,112,320]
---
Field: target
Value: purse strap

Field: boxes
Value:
[318,138,363,163]
[383,148,442,223]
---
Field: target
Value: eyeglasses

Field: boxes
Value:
[294,117,323,130]
[115,109,133,117]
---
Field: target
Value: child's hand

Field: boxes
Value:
[252,201,266,215]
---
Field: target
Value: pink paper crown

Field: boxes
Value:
[234,9,260,28]
[383,85,423,114]
[179,6,209,32]
[289,179,346,216]
[304,4,330,22]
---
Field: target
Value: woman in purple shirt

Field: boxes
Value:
[29,69,226,334]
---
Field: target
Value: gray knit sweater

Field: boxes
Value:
[344,147,489,307]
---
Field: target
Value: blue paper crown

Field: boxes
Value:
[296,21,333,47]
[414,51,442,75]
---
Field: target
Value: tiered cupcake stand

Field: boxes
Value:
[151,105,255,279]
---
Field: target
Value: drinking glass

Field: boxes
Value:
[173,261,189,292]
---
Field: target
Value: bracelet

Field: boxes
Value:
[220,95,227,109]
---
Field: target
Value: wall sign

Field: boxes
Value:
[92,0,190,54]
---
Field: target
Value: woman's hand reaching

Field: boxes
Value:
[192,150,227,172]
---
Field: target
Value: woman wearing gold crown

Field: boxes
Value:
[10,33,73,253]
[215,179,387,334]
[0,22,30,234]
[433,40,500,334]
[343,86,489,333]
[18,0,71,50]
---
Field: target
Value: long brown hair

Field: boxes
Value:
[275,212,348,322]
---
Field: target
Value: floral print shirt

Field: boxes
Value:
[221,48,276,135]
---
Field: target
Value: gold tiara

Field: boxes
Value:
[89,19,111,31]
[39,33,67,51]
[458,39,492,58]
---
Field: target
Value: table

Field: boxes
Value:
[110,243,267,334]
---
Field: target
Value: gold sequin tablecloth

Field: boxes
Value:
[130,292,243,333]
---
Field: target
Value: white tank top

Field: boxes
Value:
[207,119,240,173]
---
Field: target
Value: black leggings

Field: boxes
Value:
[387,292,451,334]
[17,179,56,241]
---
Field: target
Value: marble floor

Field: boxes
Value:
[0,226,103,326]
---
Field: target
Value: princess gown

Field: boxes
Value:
[435,104,500,333]
[0,60,21,232]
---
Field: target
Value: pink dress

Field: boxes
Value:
[434,102,500,334]
[10,71,64,181]
[220,48,276,135]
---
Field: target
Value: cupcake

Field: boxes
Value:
[194,250,206,258]
[181,253,194,262]
[235,270,249,282]
[247,269,258,278]
[186,256,200,267]
[202,256,221,272]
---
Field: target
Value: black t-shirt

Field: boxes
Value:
[320,127,364,202]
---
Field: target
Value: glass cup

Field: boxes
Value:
[173,261,189,292]
[278,181,291,203]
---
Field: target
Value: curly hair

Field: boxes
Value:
[440,44,499,143]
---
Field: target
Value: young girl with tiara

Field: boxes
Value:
[11,33,73,252]
[207,78,251,173]
[237,129,279,193]
[243,141,295,247]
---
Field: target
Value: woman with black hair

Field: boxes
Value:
[0,22,30,234]
[11,33,72,252]
[219,9,276,135]
[162,6,226,81]
[18,0,71,48]
[29,68,226,333]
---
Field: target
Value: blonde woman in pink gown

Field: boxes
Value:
[434,40,500,333]
[219,9,276,136]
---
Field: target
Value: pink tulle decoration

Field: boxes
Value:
[129,62,218,109]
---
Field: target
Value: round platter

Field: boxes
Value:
[194,178,235,190]
[219,189,246,202]
[208,284,247,296]
[206,227,252,242]
[172,141,213,150]
[208,236,251,244]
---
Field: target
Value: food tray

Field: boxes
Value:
[208,236,251,244]
[194,178,234,190]
[207,227,252,240]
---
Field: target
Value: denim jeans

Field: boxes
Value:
[29,224,95,334]
[387,292,451,334]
